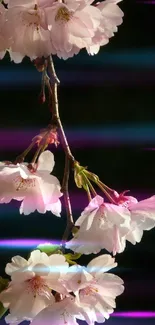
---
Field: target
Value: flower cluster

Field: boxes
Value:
[66,194,155,255]
[0,1,153,323]
[0,150,62,216]
[0,0,123,62]
[0,250,124,325]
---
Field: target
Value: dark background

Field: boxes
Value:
[1,0,155,324]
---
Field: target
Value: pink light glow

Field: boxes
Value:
[0,239,61,248]
[113,312,155,318]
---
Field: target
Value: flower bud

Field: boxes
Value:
[32,128,59,147]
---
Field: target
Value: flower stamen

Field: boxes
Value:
[55,7,71,22]
[80,285,98,296]
[14,176,36,191]
[26,275,48,298]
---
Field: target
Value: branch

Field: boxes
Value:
[47,56,74,244]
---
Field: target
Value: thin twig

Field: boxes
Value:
[83,174,97,197]
[14,140,36,164]
[85,183,92,202]
[31,144,43,164]
[47,55,74,243]
[61,154,74,244]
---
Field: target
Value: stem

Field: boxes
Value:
[97,182,117,204]
[61,155,74,244]
[31,142,48,164]
[47,55,74,243]
[46,62,74,161]
[98,180,115,193]
[14,141,35,164]
[82,173,97,197]
[31,145,43,164]
[85,183,92,202]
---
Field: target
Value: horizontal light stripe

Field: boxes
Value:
[1,125,155,150]
[113,312,155,318]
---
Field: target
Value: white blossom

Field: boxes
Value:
[63,254,124,324]
[66,195,131,255]
[87,0,124,55]
[0,250,69,323]
[0,0,123,61]
[31,297,87,325]
[121,194,155,245]
[0,151,62,216]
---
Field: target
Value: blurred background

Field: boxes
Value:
[1,0,155,324]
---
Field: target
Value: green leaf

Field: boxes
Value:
[0,277,9,319]
[74,170,83,188]
[66,259,77,265]
[0,302,7,319]
[64,253,82,261]
[0,277,9,292]
[37,243,61,255]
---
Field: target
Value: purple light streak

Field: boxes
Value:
[113,312,155,318]
[0,239,61,248]
[1,126,155,151]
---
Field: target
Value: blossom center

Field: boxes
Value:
[14,176,36,191]
[55,6,71,22]
[26,275,47,297]
[80,285,98,297]
[22,8,41,30]
[24,10,40,23]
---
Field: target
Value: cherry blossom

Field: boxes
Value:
[4,0,53,63]
[0,0,124,61]
[45,0,103,60]
[31,297,87,325]
[30,254,123,325]
[87,0,124,55]
[66,192,155,255]
[0,3,11,59]
[66,195,131,255]
[0,150,62,216]
[0,250,69,323]
[0,252,124,325]
[117,193,155,245]
[63,254,124,324]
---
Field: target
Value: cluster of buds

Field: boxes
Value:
[32,127,59,147]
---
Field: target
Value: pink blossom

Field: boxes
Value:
[66,195,131,255]
[0,3,11,60]
[87,0,124,55]
[118,194,155,245]
[0,151,62,216]
[63,254,124,324]
[1,0,124,61]
[45,0,102,59]
[0,250,69,323]
[113,191,155,245]
[5,0,54,63]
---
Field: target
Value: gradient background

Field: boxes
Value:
[1,0,155,324]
